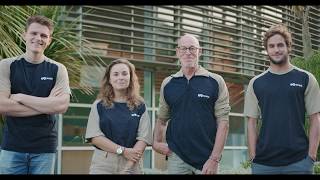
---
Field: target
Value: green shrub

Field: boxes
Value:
[292,50,320,83]
[241,160,252,169]
[314,162,320,174]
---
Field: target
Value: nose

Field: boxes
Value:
[274,45,282,52]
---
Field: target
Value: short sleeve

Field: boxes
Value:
[305,73,320,115]
[244,79,260,119]
[136,105,153,145]
[157,77,172,122]
[0,59,13,93]
[211,74,231,122]
[54,63,71,95]
[85,100,104,142]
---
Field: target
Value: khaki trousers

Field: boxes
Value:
[89,148,142,174]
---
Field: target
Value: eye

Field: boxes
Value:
[41,34,49,38]
[180,47,187,51]
[122,71,128,76]
[190,47,197,51]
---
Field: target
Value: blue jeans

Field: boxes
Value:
[0,150,56,174]
[252,156,315,174]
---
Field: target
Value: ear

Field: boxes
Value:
[47,35,52,46]
[198,47,202,56]
[22,32,27,41]
[176,47,180,57]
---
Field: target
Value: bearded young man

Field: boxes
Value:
[244,24,320,174]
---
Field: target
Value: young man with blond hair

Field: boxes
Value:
[0,15,70,174]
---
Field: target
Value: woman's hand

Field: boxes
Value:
[123,148,143,162]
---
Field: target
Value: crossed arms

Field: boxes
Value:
[0,87,70,117]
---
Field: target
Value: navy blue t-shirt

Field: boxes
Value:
[0,55,69,153]
[244,66,320,166]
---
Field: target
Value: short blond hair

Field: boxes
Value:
[26,15,54,35]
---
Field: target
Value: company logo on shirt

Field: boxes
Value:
[290,83,303,88]
[41,77,54,81]
[131,113,140,117]
[198,93,210,99]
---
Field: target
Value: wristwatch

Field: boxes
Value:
[116,146,124,155]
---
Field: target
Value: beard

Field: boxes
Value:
[269,54,288,65]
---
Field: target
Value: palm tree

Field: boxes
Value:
[291,6,313,59]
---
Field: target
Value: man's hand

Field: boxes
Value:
[308,154,317,162]
[152,142,172,156]
[201,158,219,174]
[249,154,256,162]
[10,93,24,103]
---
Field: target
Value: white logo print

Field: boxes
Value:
[131,113,140,117]
[198,93,210,99]
[41,77,53,81]
[290,83,303,88]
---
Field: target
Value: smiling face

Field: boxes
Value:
[266,34,289,65]
[23,22,52,56]
[176,35,202,69]
[109,63,131,92]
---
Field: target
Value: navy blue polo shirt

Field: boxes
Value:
[0,54,70,153]
[158,66,230,170]
[244,65,320,166]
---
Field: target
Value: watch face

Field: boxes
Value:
[116,147,123,154]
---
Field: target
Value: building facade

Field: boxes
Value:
[57,6,320,174]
